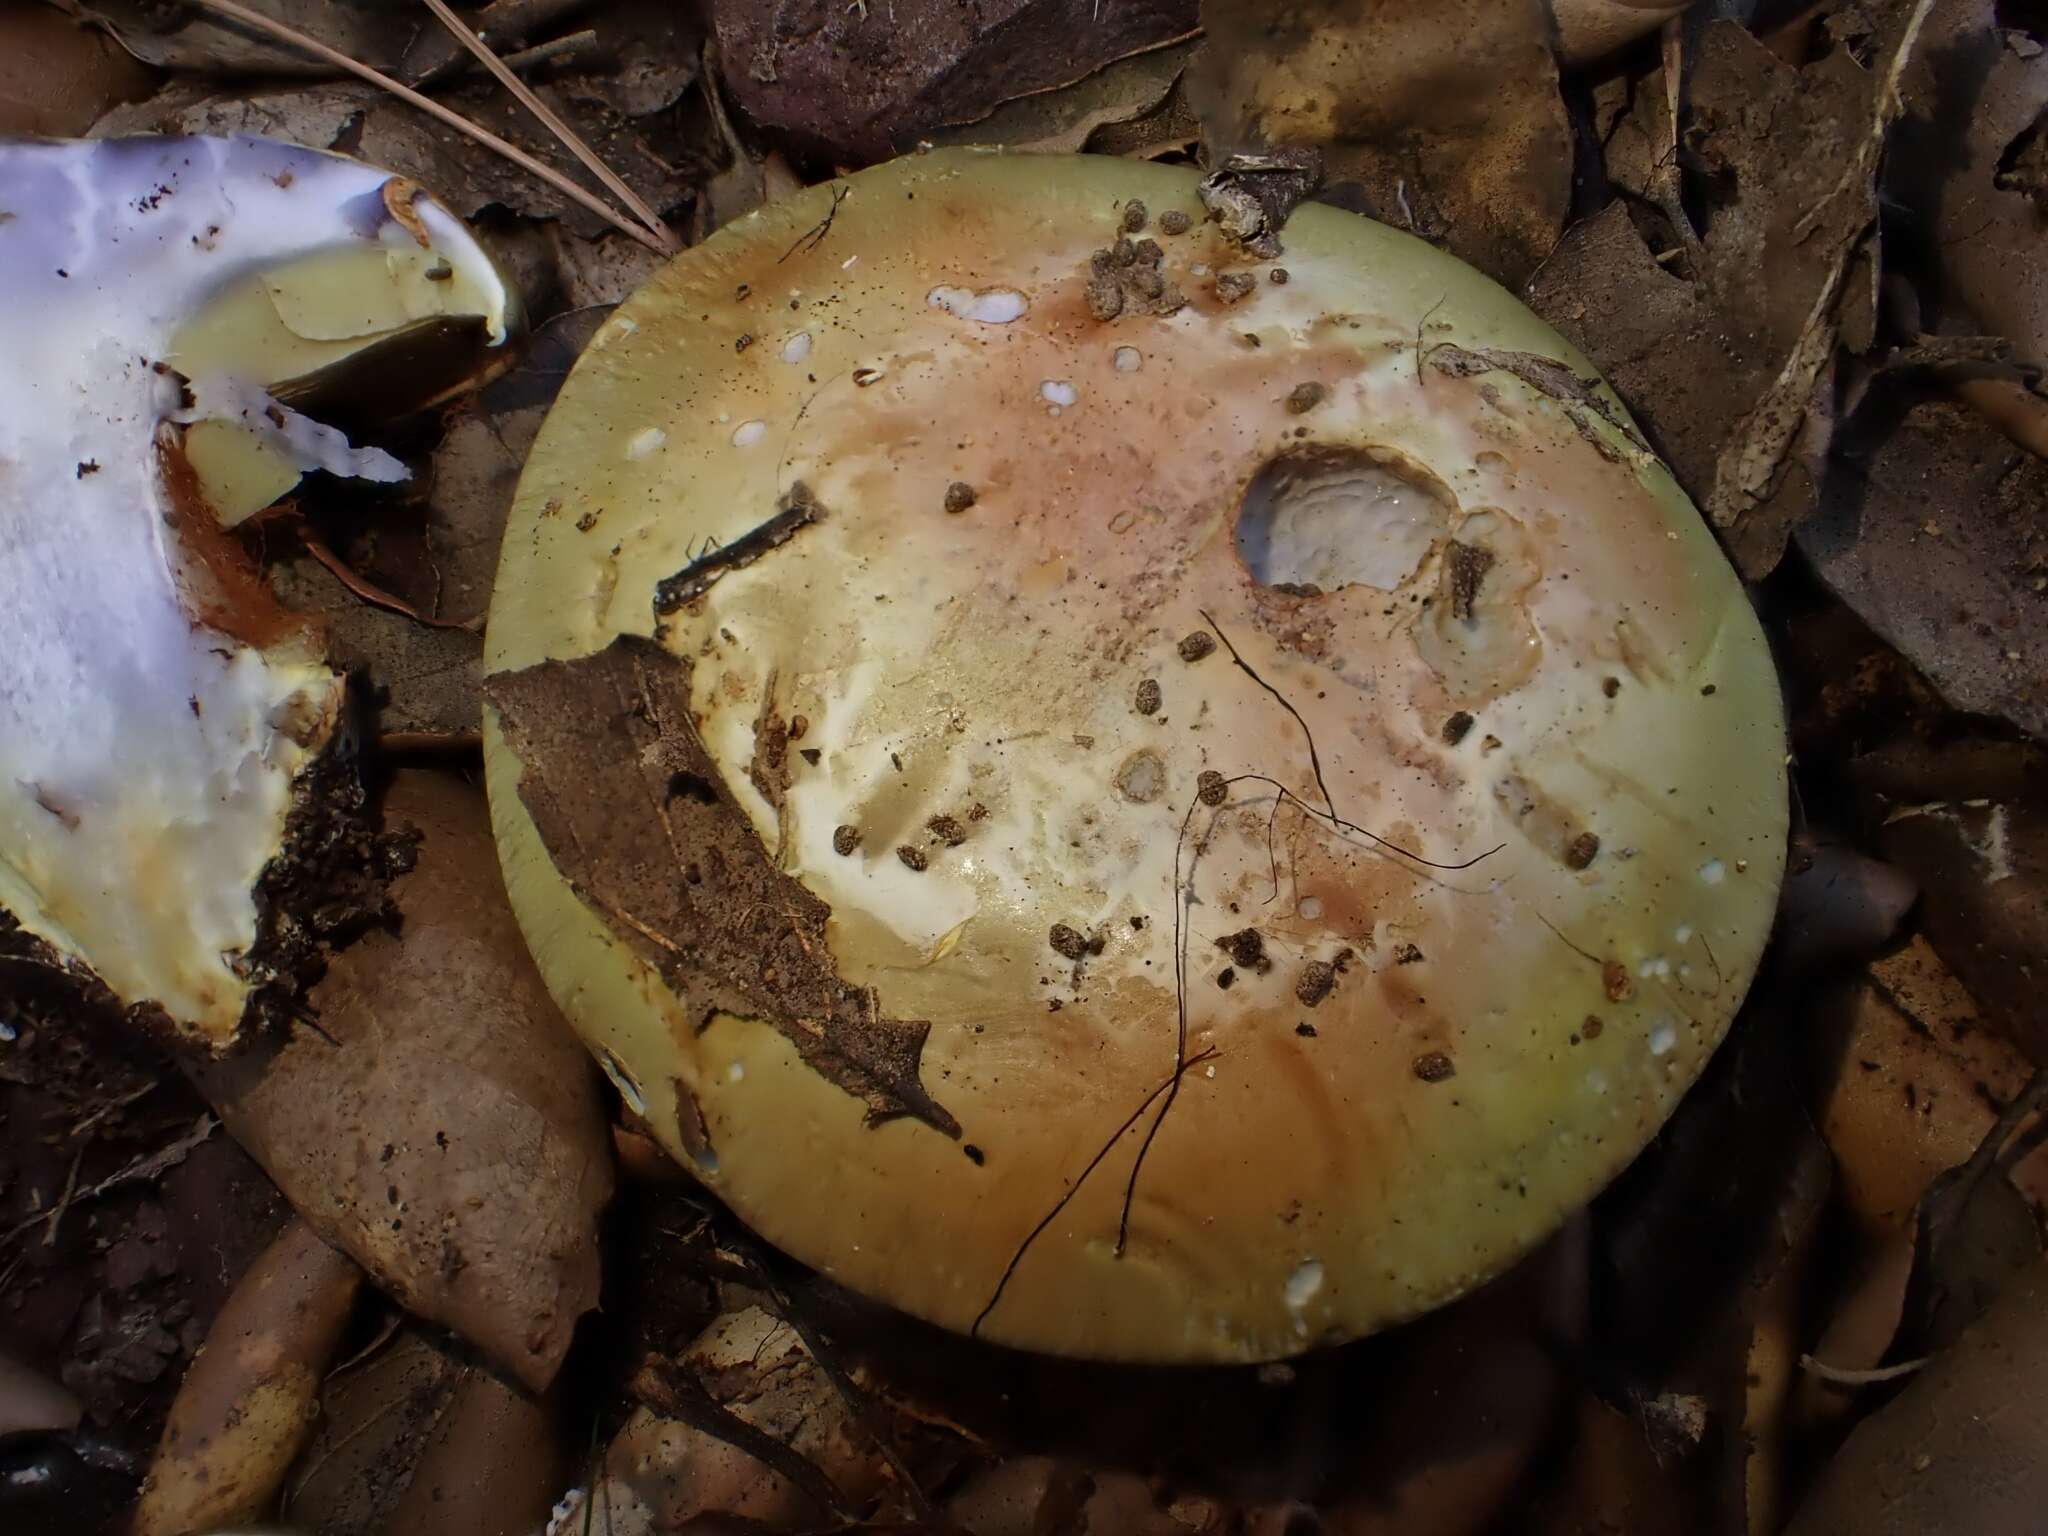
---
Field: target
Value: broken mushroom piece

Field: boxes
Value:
[482,149,1787,1362]
[0,135,510,1048]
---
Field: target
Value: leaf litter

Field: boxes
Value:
[14,1,2048,1532]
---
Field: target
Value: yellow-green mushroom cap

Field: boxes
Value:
[483,149,1787,1363]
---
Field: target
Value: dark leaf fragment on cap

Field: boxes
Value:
[484,636,960,1137]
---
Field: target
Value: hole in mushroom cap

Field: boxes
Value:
[1234,447,1452,592]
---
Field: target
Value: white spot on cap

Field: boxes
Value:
[1040,379,1078,408]
[727,1061,746,1083]
[1698,859,1726,884]
[780,331,812,363]
[1113,345,1143,373]
[1298,895,1324,920]
[625,426,665,460]
[1586,1070,1609,1096]
[928,285,1028,323]
[732,419,768,447]
[1648,1020,1678,1057]
[1674,924,1693,944]
[1284,1259,1324,1312]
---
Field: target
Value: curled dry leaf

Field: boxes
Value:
[1809,936,2043,1236]
[1189,0,1572,286]
[1796,400,2048,740]
[1891,0,2048,371]
[188,771,613,1392]
[1784,1261,2048,1536]
[1530,12,1937,576]
[66,0,422,77]
[131,1219,361,1536]
[0,1353,82,1440]
[1550,0,1698,65]
[558,1306,897,1533]
[712,0,1201,160]
[95,77,709,242]
[0,5,155,135]
[1771,831,1917,978]
[282,1324,465,1534]
[927,40,1196,155]
[1852,739,2048,1055]
[384,1354,566,1536]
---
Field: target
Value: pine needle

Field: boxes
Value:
[417,0,679,253]
[183,0,671,255]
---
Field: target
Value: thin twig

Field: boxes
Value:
[5,1117,218,1247]
[40,1146,84,1249]
[69,1082,156,1139]
[182,0,669,255]
[1799,1354,1928,1386]
[499,28,598,74]
[417,0,678,252]
[302,535,483,632]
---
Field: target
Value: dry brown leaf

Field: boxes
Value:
[1189,0,1571,286]
[283,1323,468,1534]
[1784,1254,2048,1535]
[65,0,421,77]
[1530,11,1939,576]
[712,0,1201,161]
[0,1352,81,1440]
[1796,400,2048,739]
[1891,0,2048,370]
[555,1306,897,1534]
[189,771,614,1393]
[385,1357,566,1536]
[484,636,962,1135]
[132,1219,361,1536]
[0,5,155,136]
[1809,936,2043,1235]
[1551,0,1697,65]
[1852,739,2048,1054]
[927,41,1195,154]
[93,74,713,240]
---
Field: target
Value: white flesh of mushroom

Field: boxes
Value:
[0,136,507,1043]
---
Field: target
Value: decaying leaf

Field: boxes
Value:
[1796,400,2048,739]
[132,1219,361,1536]
[1189,0,1573,285]
[0,1353,82,1440]
[1530,10,1939,576]
[0,4,155,135]
[283,1324,467,1534]
[67,0,423,77]
[557,1306,899,1533]
[1890,0,2048,370]
[928,40,1195,155]
[1772,831,1917,978]
[383,1353,565,1536]
[1810,936,2042,1236]
[1552,0,1698,64]
[483,636,961,1137]
[1853,739,2047,1054]
[1785,1256,2048,1535]
[711,0,1201,160]
[94,73,713,240]
[188,771,614,1393]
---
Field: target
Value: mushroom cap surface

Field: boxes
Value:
[483,149,1787,1362]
